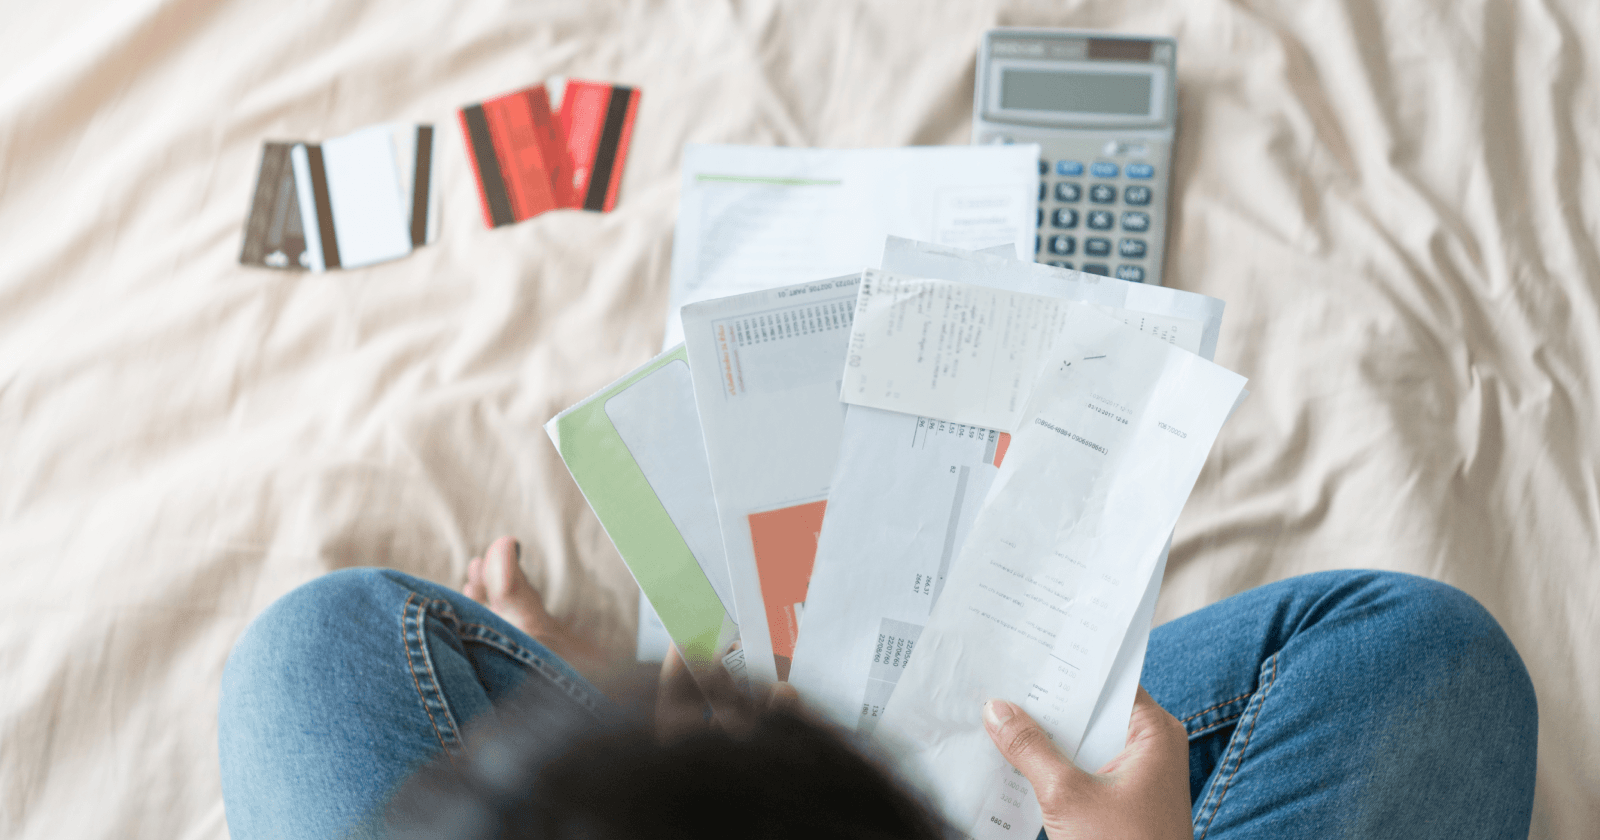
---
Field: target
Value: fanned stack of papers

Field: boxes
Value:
[546,236,1247,840]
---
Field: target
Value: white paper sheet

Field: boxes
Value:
[879,237,1226,360]
[862,241,1226,775]
[841,269,1203,431]
[790,241,1225,756]
[681,275,861,684]
[664,145,1039,347]
[875,305,1247,840]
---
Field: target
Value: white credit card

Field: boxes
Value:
[291,123,436,271]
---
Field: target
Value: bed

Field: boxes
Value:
[1,1,1595,837]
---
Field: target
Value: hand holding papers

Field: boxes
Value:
[874,304,1246,840]
[546,239,1246,840]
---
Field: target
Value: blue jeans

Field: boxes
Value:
[217,569,1536,839]
[217,569,610,839]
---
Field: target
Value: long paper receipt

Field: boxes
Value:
[841,269,1202,431]
[874,304,1246,840]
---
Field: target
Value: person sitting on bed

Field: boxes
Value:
[218,536,1538,840]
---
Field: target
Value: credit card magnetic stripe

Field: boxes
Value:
[583,85,636,212]
[460,104,516,228]
[409,125,433,247]
[290,142,344,271]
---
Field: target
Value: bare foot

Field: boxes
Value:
[464,536,609,675]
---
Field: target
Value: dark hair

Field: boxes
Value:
[382,672,949,840]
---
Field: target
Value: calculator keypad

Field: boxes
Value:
[1037,156,1158,283]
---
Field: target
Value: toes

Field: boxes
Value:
[485,537,523,600]
[485,537,549,616]
[463,556,487,603]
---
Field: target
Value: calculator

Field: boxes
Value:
[972,29,1178,285]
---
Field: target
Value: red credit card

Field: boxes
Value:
[559,80,640,213]
[458,85,572,228]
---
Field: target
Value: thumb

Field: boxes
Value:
[983,699,1092,794]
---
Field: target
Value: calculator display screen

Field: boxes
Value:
[999,69,1153,116]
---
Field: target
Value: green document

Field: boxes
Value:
[545,345,740,670]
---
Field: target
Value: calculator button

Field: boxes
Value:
[1085,237,1111,257]
[1056,160,1085,177]
[1086,210,1114,230]
[1082,263,1110,276]
[1115,265,1146,283]
[1124,185,1152,205]
[1038,160,1049,176]
[1125,163,1155,179]
[1039,182,1047,201]
[1089,184,1117,204]
[1118,239,1147,258]
[1048,235,1076,255]
[1037,207,1044,228]
[1120,211,1150,232]
[1035,234,1041,254]
[1054,182,1081,202]
[1051,208,1079,229]
[1047,261,1073,269]
[1091,162,1119,178]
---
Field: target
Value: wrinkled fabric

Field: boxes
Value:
[0,1,1595,839]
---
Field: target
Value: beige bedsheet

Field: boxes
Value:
[2,1,1596,837]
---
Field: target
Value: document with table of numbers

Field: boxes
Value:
[680,275,862,685]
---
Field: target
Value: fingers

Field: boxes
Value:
[1089,686,1185,777]
[767,681,799,712]
[983,699,1092,803]
[656,645,710,740]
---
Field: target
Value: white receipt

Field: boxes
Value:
[841,269,1203,431]
[665,145,1038,346]
[681,275,860,685]
[874,305,1246,840]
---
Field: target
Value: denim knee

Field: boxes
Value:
[1339,571,1537,732]
[223,568,406,694]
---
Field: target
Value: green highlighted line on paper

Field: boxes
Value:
[695,174,843,187]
